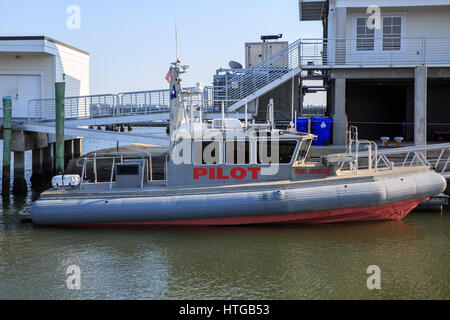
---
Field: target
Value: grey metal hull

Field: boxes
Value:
[30,170,446,225]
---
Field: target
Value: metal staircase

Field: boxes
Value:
[226,38,304,112]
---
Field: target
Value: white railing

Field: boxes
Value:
[180,98,249,132]
[28,94,116,121]
[27,86,214,122]
[76,152,153,190]
[325,127,450,177]
[300,36,450,67]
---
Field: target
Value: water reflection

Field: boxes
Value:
[1,216,448,300]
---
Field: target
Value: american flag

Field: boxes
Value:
[165,68,173,83]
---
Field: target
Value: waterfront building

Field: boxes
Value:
[300,0,450,144]
[0,36,90,118]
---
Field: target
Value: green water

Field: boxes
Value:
[0,197,449,299]
[0,134,448,299]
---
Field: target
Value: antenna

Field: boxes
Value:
[173,0,179,60]
[229,61,243,70]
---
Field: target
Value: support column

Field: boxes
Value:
[31,148,44,187]
[2,97,12,196]
[332,78,347,145]
[12,151,27,194]
[335,7,347,65]
[64,139,73,169]
[414,66,428,146]
[73,139,82,159]
[55,82,65,175]
[43,143,54,178]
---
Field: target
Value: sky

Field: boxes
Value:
[0,0,323,98]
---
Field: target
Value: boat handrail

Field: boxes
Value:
[76,152,153,190]
[324,129,450,176]
[181,98,249,131]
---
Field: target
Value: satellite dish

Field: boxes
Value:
[229,60,243,70]
[191,82,204,94]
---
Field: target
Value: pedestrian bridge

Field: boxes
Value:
[24,88,252,146]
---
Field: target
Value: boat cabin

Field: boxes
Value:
[166,119,336,187]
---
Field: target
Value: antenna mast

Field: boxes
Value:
[173,0,179,60]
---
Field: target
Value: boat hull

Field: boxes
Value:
[62,197,426,227]
[30,170,447,227]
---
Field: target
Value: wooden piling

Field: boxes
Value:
[42,143,54,177]
[2,97,12,196]
[12,151,28,194]
[55,82,65,175]
[31,147,44,187]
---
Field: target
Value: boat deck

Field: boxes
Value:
[39,166,432,200]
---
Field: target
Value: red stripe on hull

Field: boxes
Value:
[66,198,427,227]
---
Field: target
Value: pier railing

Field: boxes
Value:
[27,86,214,122]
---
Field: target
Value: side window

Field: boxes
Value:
[257,140,298,164]
[356,17,375,51]
[383,16,402,51]
[193,141,221,165]
[225,141,251,164]
[296,139,312,163]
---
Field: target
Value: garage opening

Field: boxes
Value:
[346,80,413,142]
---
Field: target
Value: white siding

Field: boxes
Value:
[336,0,450,8]
[48,43,90,97]
[346,6,450,38]
[0,38,90,119]
[404,6,450,37]
[0,52,53,99]
[0,39,90,99]
[338,6,450,65]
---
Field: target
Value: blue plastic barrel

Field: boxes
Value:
[296,118,309,134]
[311,117,333,146]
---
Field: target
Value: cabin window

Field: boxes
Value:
[225,141,251,164]
[193,141,221,165]
[257,140,298,164]
[356,17,375,51]
[383,17,402,51]
[296,139,312,163]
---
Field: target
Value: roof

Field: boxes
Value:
[0,36,89,56]
[333,0,450,8]
[299,1,327,21]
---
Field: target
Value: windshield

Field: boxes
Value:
[296,139,312,163]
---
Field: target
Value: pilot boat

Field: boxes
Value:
[30,62,447,226]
